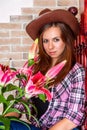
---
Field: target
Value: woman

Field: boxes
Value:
[3,8,86,130]
[26,8,86,130]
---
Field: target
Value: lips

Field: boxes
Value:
[49,51,56,55]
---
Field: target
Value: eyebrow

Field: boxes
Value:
[43,36,60,39]
[52,36,61,39]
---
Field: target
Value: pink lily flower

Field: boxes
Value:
[17,62,34,87]
[18,61,33,76]
[45,60,67,81]
[25,60,66,101]
[25,72,52,101]
[0,67,17,86]
[18,66,33,79]
[31,71,45,86]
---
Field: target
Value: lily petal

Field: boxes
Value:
[45,60,67,80]
[25,76,52,101]
[32,71,45,84]
[1,70,17,85]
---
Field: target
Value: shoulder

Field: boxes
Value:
[69,62,85,76]
[67,63,85,86]
[62,62,85,84]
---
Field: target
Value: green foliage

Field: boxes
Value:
[0,82,32,129]
[38,94,46,102]
[28,59,35,66]
[0,116,10,130]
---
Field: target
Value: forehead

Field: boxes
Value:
[43,26,61,38]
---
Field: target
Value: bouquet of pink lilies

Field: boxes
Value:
[0,39,66,130]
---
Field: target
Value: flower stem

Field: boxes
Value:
[2,100,15,116]
[0,85,2,95]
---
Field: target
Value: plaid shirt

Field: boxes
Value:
[38,63,86,129]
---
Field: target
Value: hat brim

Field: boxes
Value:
[26,9,80,40]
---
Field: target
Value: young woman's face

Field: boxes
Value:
[42,26,65,64]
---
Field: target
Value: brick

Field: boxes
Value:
[22,37,33,45]
[0,52,22,60]
[23,23,30,30]
[23,52,28,59]
[10,15,33,22]
[21,7,43,15]
[11,45,30,52]
[0,31,9,37]
[0,60,10,66]
[0,46,10,52]
[11,60,27,68]
[0,38,21,45]
[0,23,21,30]
[33,0,56,7]
[11,30,27,37]
[57,0,78,6]
[79,0,84,14]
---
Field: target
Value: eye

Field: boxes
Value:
[53,38,60,42]
[43,39,48,43]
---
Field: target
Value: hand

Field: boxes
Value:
[49,118,77,130]
[4,112,20,118]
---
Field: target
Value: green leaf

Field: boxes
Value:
[0,125,5,129]
[30,115,39,126]
[7,94,14,101]
[0,85,3,88]
[0,116,10,130]
[4,108,21,115]
[28,59,34,66]
[29,102,37,114]
[2,84,24,99]
[2,100,15,116]
[20,101,31,118]
[2,84,18,93]
[38,94,46,102]
[16,74,27,80]
[0,95,8,104]
[10,67,17,71]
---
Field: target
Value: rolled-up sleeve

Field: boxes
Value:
[65,66,86,125]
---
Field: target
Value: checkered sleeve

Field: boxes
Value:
[65,66,86,125]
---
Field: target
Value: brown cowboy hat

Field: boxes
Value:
[26,8,80,40]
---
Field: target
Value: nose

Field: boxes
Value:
[48,41,54,49]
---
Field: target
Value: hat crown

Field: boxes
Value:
[26,8,80,40]
[39,8,51,16]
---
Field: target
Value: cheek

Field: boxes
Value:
[56,42,65,50]
[56,43,65,55]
